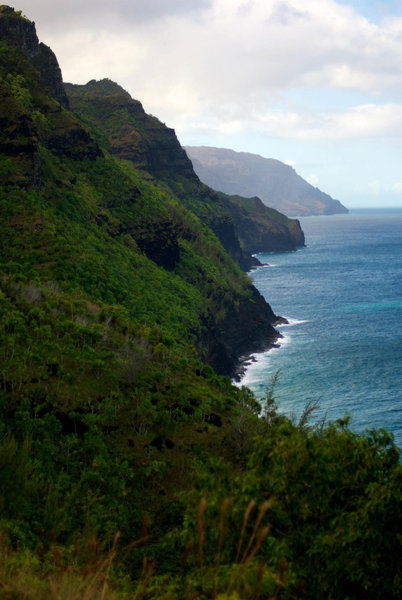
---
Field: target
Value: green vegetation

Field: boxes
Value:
[65,79,304,263]
[0,7,401,599]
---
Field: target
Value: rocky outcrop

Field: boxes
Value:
[219,194,305,253]
[134,220,181,271]
[0,6,69,108]
[201,212,256,270]
[65,80,305,266]
[65,79,197,183]
[45,125,103,161]
[0,84,41,187]
[186,146,348,216]
[0,5,283,381]
[201,285,280,377]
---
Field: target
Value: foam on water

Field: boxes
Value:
[280,317,310,326]
[254,263,277,268]
[237,328,292,389]
[240,210,402,448]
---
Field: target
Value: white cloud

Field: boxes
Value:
[357,180,402,197]
[15,1,401,130]
[21,0,212,31]
[172,102,402,143]
[306,174,319,186]
[21,0,402,101]
[13,0,402,208]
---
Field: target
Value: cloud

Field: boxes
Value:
[22,0,212,31]
[173,101,402,144]
[356,179,402,197]
[17,0,402,146]
[306,174,319,186]
[256,103,402,140]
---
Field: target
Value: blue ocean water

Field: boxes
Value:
[240,209,402,448]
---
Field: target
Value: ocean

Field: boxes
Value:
[239,209,402,448]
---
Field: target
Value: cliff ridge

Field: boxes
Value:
[186,145,348,216]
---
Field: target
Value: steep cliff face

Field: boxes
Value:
[219,194,305,253]
[0,8,280,379]
[65,79,197,183]
[0,5,68,108]
[66,79,305,262]
[0,49,100,189]
[0,82,40,186]
[66,79,257,268]
[186,146,348,216]
[201,285,280,376]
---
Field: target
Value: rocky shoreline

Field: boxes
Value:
[232,315,288,383]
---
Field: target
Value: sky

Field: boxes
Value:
[12,0,402,209]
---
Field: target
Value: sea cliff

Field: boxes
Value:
[0,8,401,600]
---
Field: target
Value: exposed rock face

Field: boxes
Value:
[66,80,305,265]
[0,5,282,380]
[0,5,69,108]
[201,212,255,270]
[65,79,197,183]
[0,82,41,187]
[201,285,280,377]
[219,194,305,253]
[186,146,349,216]
[45,125,103,161]
[135,220,181,271]
[0,7,102,188]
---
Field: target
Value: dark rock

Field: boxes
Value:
[46,126,103,160]
[135,220,180,270]
[203,413,223,427]
[202,213,253,270]
[201,284,280,378]
[219,194,305,253]
[65,80,303,269]
[0,6,69,108]
[150,436,164,451]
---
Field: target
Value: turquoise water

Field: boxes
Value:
[240,210,402,448]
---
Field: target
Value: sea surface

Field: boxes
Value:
[239,209,402,448]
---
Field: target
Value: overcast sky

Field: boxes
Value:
[13,0,402,208]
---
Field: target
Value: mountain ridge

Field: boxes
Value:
[65,79,305,260]
[0,4,68,107]
[185,145,349,216]
[1,8,400,599]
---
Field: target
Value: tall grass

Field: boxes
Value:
[0,500,293,599]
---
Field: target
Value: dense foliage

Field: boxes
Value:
[0,7,401,599]
[65,79,305,262]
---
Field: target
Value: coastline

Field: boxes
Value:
[235,211,402,447]
[233,315,287,383]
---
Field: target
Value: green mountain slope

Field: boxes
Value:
[0,7,401,600]
[0,7,281,377]
[0,2,281,536]
[65,78,305,258]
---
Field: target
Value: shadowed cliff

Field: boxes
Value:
[65,79,305,261]
[0,9,401,600]
[0,6,282,381]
